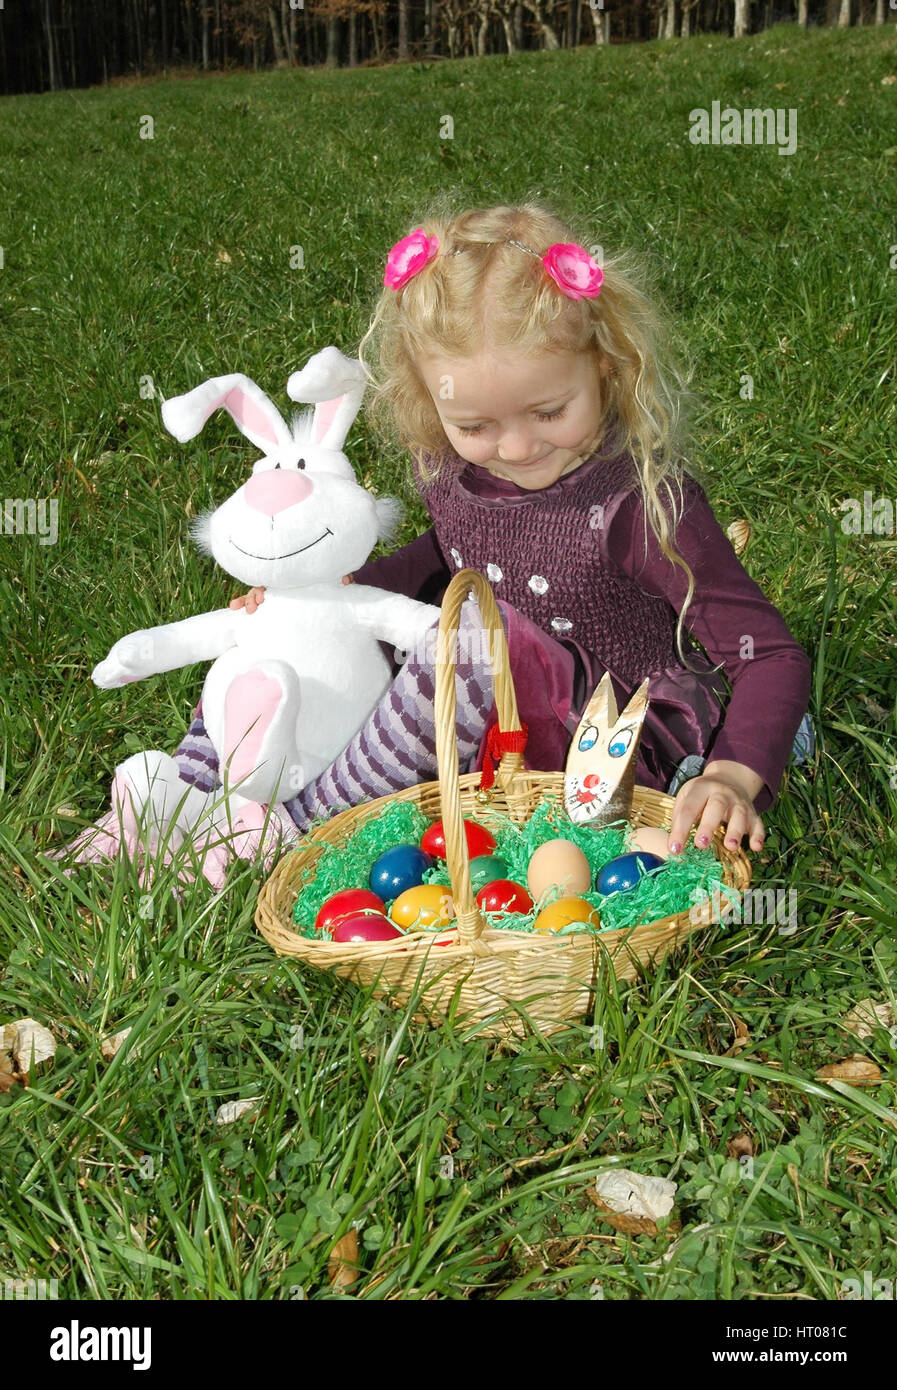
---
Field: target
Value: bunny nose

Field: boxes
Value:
[245,470,313,516]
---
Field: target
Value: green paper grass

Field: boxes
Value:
[288,790,739,941]
[291,800,431,937]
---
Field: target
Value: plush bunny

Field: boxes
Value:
[92,346,441,840]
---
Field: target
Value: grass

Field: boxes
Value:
[1,23,897,1302]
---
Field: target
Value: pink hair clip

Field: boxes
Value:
[384,228,439,289]
[539,243,604,300]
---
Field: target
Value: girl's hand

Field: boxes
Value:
[667,759,765,855]
[230,586,266,615]
[229,577,354,615]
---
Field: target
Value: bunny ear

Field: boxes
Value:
[161,374,294,455]
[286,346,366,452]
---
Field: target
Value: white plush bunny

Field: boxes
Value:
[93,346,440,840]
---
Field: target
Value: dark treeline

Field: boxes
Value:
[2,0,894,96]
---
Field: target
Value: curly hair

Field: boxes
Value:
[358,201,705,668]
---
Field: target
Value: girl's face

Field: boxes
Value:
[418,347,605,492]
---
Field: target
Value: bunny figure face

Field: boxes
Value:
[192,418,393,590]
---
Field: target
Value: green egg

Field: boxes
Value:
[469,854,508,892]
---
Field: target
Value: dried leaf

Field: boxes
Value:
[723,1018,751,1057]
[726,1132,754,1159]
[101,1028,134,1062]
[215,1098,262,1126]
[726,519,751,556]
[842,998,895,1040]
[816,1055,882,1086]
[593,1169,677,1221]
[0,1017,57,1080]
[328,1229,360,1288]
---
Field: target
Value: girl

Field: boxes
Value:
[144,204,814,874]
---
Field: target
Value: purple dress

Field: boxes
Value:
[354,443,811,814]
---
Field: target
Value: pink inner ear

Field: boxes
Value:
[314,395,342,445]
[224,387,282,449]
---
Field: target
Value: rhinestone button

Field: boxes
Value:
[486,563,503,583]
[528,574,549,595]
[551,617,573,633]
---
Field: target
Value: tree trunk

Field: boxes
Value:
[798,0,808,24]
[326,16,339,65]
[514,3,524,46]
[838,0,850,24]
[501,14,517,50]
[733,0,750,36]
[202,2,210,69]
[874,0,884,20]
[282,0,295,62]
[398,0,410,56]
[681,2,695,35]
[348,8,358,65]
[590,5,608,43]
[269,7,286,62]
[425,0,436,54]
[666,0,677,35]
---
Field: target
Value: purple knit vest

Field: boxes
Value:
[416,443,681,685]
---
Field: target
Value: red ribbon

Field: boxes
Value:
[478,722,528,791]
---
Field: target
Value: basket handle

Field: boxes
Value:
[434,570,525,949]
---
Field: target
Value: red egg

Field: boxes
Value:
[331,914,403,944]
[475,879,533,915]
[421,819,497,860]
[315,888,386,933]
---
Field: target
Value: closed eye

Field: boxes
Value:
[454,405,569,436]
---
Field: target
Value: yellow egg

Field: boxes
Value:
[629,825,672,860]
[532,896,601,934]
[390,884,455,929]
[526,839,592,902]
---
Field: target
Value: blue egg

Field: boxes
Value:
[370,845,434,899]
[595,851,665,896]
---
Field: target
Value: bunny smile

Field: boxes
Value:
[230,527,333,561]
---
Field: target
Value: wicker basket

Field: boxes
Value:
[256,570,751,1038]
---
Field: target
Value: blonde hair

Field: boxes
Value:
[358,201,705,669]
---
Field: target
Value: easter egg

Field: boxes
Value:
[315,888,387,933]
[369,845,434,899]
[526,838,592,902]
[476,879,533,915]
[331,914,404,944]
[421,819,496,860]
[595,851,665,897]
[468,854,509,892]
[390,884,455,929]
[629,825,672,860]
[532,897,601,934]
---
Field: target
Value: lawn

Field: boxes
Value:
[1,23,896,1302]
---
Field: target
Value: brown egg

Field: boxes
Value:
[526,839,592,902]
[629,825,672,860]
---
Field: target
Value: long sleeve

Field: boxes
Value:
[603,475,811,812]
[352,526,452,604]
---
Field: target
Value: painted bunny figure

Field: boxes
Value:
[92,347,441,843]
[564,673,650,828]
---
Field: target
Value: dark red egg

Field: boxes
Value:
[421,819,497,860]
[315,888,387,933]
[475,879,533,915]
[331,915,403,944]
